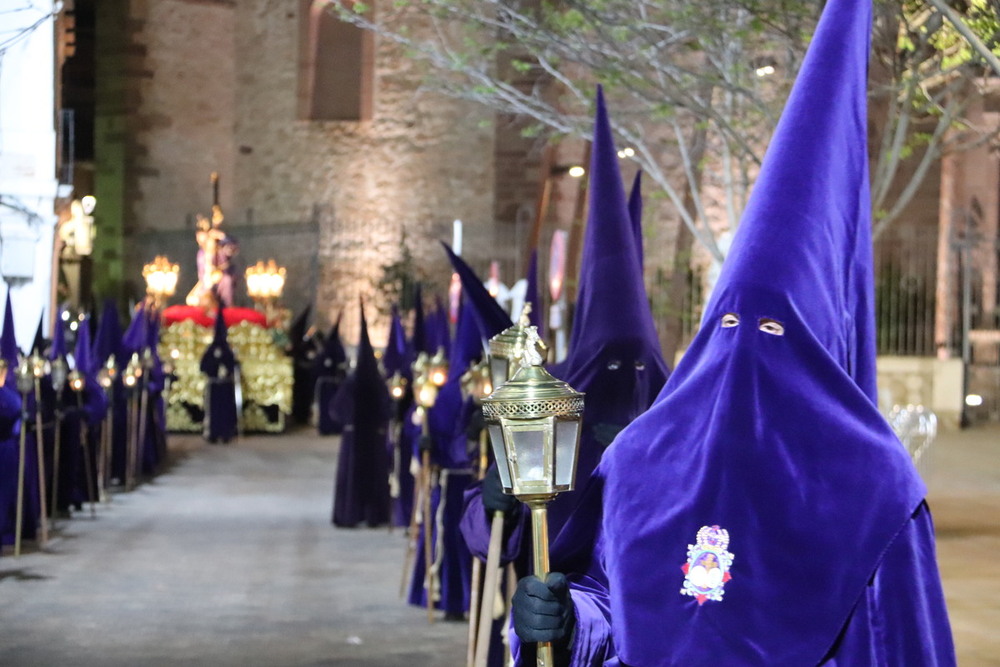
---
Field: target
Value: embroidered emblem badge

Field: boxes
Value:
[680,525,734,605]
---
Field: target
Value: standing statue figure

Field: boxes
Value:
[186,175,239,309]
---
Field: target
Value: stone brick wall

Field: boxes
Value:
[112,0,509,346]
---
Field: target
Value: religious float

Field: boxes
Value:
[146,173,293,434]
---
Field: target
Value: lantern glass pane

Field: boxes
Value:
[506,422,552,487]
[487,423,513,492]
[488,356,509,390]
[555,418,582,489]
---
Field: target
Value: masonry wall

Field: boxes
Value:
[116,0,503,346]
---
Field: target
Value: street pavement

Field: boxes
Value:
[0,422,996,665]
[0,428,467,666]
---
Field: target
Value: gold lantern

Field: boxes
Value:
[481,327,583,667]
[487,303,543,391]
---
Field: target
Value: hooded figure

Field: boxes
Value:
[288,305,319,425]
[331,301,391,528]
[382,305,407,381]
[0,293,34,548]
[382,305,415,528]
[407,297,484,617]
[57,314,108,513]
[442,243,513,339]
[314,314,347,435]
[461,86,670,563]
[141,309,168,472]
[200,308,239,443]
[509,1,955,664]
[93,300,127,485]
[391,286,439,528]
[49,310,77,513]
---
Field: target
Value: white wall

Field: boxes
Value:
[0,2,59,350]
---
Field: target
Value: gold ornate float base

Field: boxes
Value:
[160,319,292,434]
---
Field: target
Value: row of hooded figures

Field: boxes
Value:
[0,298,171,557]
[319,8,954,660]
[0,295,266,557]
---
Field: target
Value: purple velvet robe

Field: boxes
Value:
[508,0,954,663]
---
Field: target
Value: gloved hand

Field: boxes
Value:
[465,406,485,441]
[482,463,520,519]
[513,572,576,649]
[418,433,434,454]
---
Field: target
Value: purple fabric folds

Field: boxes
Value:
[526,0,955,664]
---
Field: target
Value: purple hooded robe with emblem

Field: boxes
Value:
[513,1,955,664]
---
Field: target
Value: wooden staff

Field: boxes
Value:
[473,511,507,667]
[31,359,50,547]
[70,372,97,516]
[400,465,423,598]
[13,386,29,557]
[124,354,141,490]
[49,395,62,520]
[422,447,435,624]
[135,358,150,483]
[466,428,490,667]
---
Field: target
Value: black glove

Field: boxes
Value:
[418,433,434,454]
[465,406,486,441]
[513,573,576,657]
[481,463,520,519]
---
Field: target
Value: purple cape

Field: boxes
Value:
[524,0,955,664]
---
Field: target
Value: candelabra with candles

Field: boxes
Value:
[143,255,180,310]
[245,259,286,324]
[482,327,583,667]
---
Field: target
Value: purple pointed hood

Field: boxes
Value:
[547,87,669,497]
[589,2,928,663]
[32,314,45,355]
[627,170,644,271]
[441,242,513,338]
[75,315,96,376]
[315,312,347,378]
[200,308,236,375]
[121,303,148,356]
[382,305,407,378]
[427,297,485,468]
[50,310,67,360]
[93,299,123,366]
[1,292,19,370]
